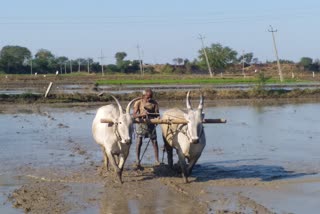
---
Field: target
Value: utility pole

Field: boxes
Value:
[268,25,283,82]
[242,50,246,78]
[137,44,144,75]
[198,34,213,77]
[30,58,33,75]
[64,62,67,74]
[87,59,90,73]
[98,50,106,76]
[78,60,81,72]
[70,60,73,73]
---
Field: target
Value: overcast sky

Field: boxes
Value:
[1,0,319,64]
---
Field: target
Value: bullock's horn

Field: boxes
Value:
[111,95,123,114]
[126,97,140,114]
[198,93,204,110]
[186,91,192,110]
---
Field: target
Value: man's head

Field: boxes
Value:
[143,88,153,100]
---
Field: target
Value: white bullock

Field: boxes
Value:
[92,96,138,183]
[161,91,206,183]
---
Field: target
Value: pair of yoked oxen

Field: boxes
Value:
[92,91,205,183]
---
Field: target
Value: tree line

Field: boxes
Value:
[0,44,319,74]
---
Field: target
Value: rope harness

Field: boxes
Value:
[136,113,205,164]
[165,118,204,145]
[113,122,123,150]
[113,122,122,141]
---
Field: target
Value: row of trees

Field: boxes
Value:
[0,46,144,74]
[1,44,319,74]
[0,46,100,74]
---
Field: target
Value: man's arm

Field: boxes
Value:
[154,101,160,119]
[133,100,147,119]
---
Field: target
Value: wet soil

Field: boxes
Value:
[1,102,320,213]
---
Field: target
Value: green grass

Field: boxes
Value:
[96,77,304,85]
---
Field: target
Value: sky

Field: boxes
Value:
[0,0,319,64]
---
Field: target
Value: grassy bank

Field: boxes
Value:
[1,73,314,87]
[96,77,302,85]
[1,88,320,104]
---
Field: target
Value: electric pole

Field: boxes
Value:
[198,34,213,77]
[78,60,81,72]
[98,50,106,76]
[242,50,246,78]
[137,44,144,75]
[87,59,90,73]
[268,25,283,82]
[70,60,73,73]
[64,62,67,74]
[30,58,33,75]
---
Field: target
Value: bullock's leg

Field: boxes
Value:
[177,151,188,183]
[186,155,200,177]
[113,155,119,165]
[117,153,129,182]
[163,138,173,168]
[106,151,122,183]
[100,146,109,170]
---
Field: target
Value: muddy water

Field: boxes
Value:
[2,82,320,95]
[0,102,320,213]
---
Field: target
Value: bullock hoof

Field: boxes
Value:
[117,171,123,184]
[182,176,188,184]
[154,161,161,166]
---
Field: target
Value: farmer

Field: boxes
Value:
[133,88,160,167]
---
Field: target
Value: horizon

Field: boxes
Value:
[1,0,320,64]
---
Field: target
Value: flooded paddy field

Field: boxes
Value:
[1,82,320,95]
[0,101,320,213]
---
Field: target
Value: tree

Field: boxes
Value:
[34,49,55,73]
[55,56,69,74]
[115,52,128,72]
[252,58,259,64]
[238,52,254,64]
[299,57,313,71]
[0,45,31,74]
[74,58,87,72]
[173,58,184,65]
[160,64,174,73]
[198,43,238,72]
[115,52,127,65]
[126,60,140,73]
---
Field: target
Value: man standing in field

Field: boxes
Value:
[133,88,160,168]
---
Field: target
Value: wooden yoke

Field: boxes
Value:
[100,118,227,125]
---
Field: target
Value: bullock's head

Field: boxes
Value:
[111,96,139,144]
[183,91,204,144]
